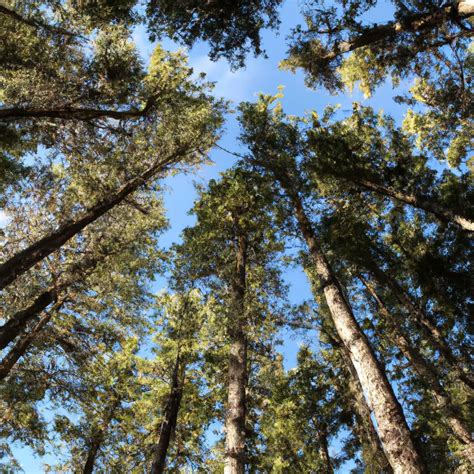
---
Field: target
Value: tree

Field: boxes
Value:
[239,95,425,473]
[174,167,287,473]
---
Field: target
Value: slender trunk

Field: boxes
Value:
[0,289,56,350]
[337,341,393,473]
[83,436,103,474]
[362,278,474,460]
[276,170,424,473]
[317,426,333,474]
[367,264,474,389]
[82,399,120,474]
[0,149,184,290]
[353,177,473,232]
[224,233,248,474]
[0,254,101,349]
[150,356,185,474]
[0,310,53,380]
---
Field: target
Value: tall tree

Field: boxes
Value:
[239,95,425,473]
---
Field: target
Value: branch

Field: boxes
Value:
[0,94,159,122]
[0,5,79,38]
[309,2,474,64]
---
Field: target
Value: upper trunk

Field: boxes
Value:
[0,289,56,350]
[353,177,473,232]
[332,336,393,473]
[275,167,424,473]
[316,2,474,63]
[367,263,474,390]
[317,426,333,474]
[150,356,185,474]
[0,309,54,380]
[0,148,184,290]
[361,277,474,461]
[224,232,248,474]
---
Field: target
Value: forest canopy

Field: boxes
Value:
[0,1,473,473]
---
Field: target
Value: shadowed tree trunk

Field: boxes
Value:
[0,308,55,380]
[82,399,120,474]
[150,355,185,474]
[0,289,57,350]
[366,263,474,390]
[361,277,474,461]
[273,166,424,473]
[0,254,101,349]
[0,147,186,290]
[352,176,473,232]
[224,232,248,474]
[298,1,474,67]
[317,424,333,474]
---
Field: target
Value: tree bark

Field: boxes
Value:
[83,435,103,474]
[361,277,474,461]
[0,289,56,350]
[0,148,184,290]
[310,2,474,64]
[335,339,393,473]
[367,264,474,390]
[353,177,473,232]
[317,426,333,474]
[82,399,120,474]
[224,232,248,474]
[0,310,53,380]
[0,254,101,349]
[150,355,185,474]
[275,170,424,473]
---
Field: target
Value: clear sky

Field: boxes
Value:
[12,1,412,471]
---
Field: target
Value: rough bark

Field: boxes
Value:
[367,264,474,390]
[150,356,185,474]
[224,232,248,474]
[313,1,474,64]
[362,278,474,461]
[0,310,53,380]
[336,340,393,473]
[353,177,474,232]
[276,170,424,473]
[0,289,57,350]
[0,149,184,290]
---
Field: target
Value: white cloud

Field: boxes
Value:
[190,54,262,104]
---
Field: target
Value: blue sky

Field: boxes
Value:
[11,1,415,471]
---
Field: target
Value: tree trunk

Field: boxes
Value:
[82,400,120,474]
[361,277,474,461]
[314,2,474,63]
[353,177,473,232]
[367,264,474,390]
[317,426,333,474]
[0,254,101,349]
[82,436,103,474]
[224,233,248,474]
[0,148,185,290]
[150,356,185,474]
[0,309,53,380]
[0,288,56,350]
[336,340,393,473]
[276,170,424,473]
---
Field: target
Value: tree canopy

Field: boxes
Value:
[1,1,472,473]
